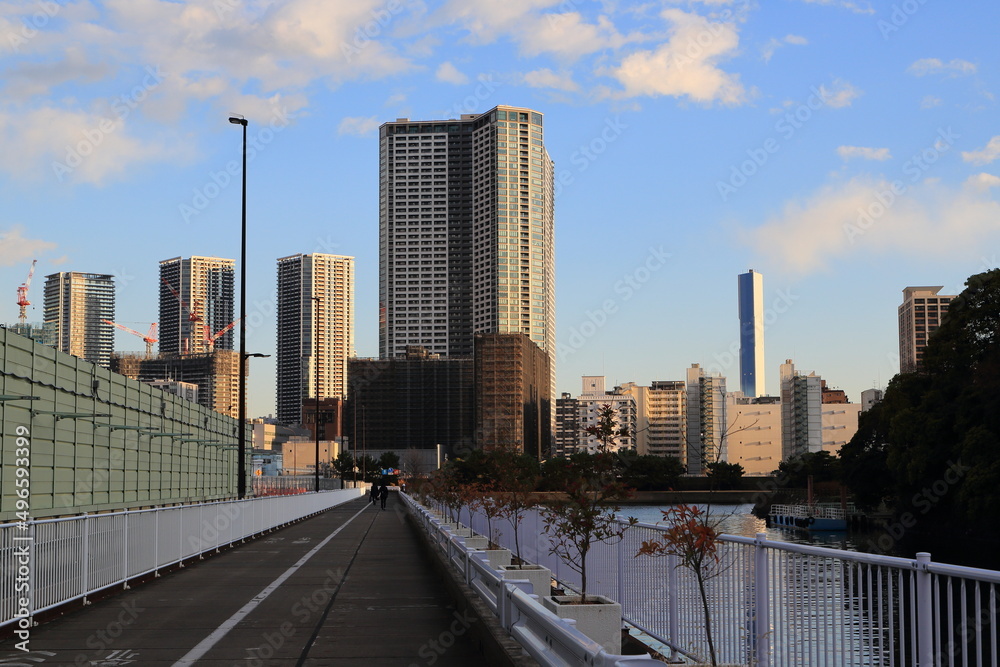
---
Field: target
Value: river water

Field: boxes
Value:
[620,504,917,560]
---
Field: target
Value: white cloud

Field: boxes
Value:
[0,106,167,185]
[817,79,861,108]
[745,175,1000,274]
[338,116,380,136]
[920,95,943,109]
[436,61,469,84]
[967,173,1000,191]
[761,34,808,62]
[522,68,579,92]
[0,0,423,182]
[0,225,58,266]
[438,0,563,43]
[836,146,891,161]
[606,8,745,104]
[519,13,631,60]
[908,58,977,77]
[962,136,1000,165]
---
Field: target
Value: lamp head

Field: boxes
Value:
[229,115,247,126]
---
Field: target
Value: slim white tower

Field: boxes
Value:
[738,269,765,397]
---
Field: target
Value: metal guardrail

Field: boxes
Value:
[451,501,1000,667]
[403,494,663,667]
[0,489,365,629]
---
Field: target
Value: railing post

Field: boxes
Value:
[617,527,625,609]
[916,552,934,666]
[754,532,771,667]
[81,514,90,601]
[122,511,130,588]
[668,552,679,661]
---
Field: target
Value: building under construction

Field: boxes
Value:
[111,350,243,419]
[346,347,474,456]
[473,333,552,460]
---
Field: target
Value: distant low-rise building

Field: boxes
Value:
[822,403,861,455]
[726,394,781,476]
[861,388,884,413]
[577,376,636,453]
[623,380,687,462]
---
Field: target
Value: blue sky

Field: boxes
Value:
[2,0,998,417]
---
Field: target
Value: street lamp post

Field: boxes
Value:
[313,295,321,493]
[229,114,248,498]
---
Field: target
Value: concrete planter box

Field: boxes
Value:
[483,548,511,569]
[439,522,473,536]
[462,536,489,550]
[542,594,622,654]
[501,564,552,597]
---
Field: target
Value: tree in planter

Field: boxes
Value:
[469,481,505,549]
[542,403,636,603]
[427,466,463,522]
[491,448,540,567]
[636,504,725,666]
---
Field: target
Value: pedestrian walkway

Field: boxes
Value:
[0,495,489,666]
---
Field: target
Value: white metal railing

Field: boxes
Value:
[0,489,365,629]
[403,493,663,667]
[446,500,1000,666]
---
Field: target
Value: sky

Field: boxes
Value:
[1,0,999,417]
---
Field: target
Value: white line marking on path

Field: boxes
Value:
[171,504,370,666]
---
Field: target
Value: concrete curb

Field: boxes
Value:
[404,507,541,667]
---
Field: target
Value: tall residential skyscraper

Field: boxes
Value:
[158,256,235,355]
[378,106,555,373]
[738,269,765,397]
[42,272,115,368]
[276,253,355,426]
[898,286,954,374]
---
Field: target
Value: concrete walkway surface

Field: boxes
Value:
[0,495,493,666]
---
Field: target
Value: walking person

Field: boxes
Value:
[379,483,389,510]
[370,483,378,506]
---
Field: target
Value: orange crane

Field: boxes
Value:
[160,277,203,353]
[16,259,36,325]
[203,319,239,352]
[103,320,158,355]
[160,277,202,323]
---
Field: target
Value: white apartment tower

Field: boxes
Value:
[625,381,687,462]
[42,272,115,368]
[685,364,727,474]
[378,106,555,380]
[898,286,954,374]
[158,256,235,355]
[779,359,823,459]
[577,376,636,453]
[276,253,355,426]
[738,269,765,397]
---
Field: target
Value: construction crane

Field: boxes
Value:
[203,319,239,352]
[160,277,202,323]
[16,259,37,325]
[160,277,203,353]
[103,320,158,355]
